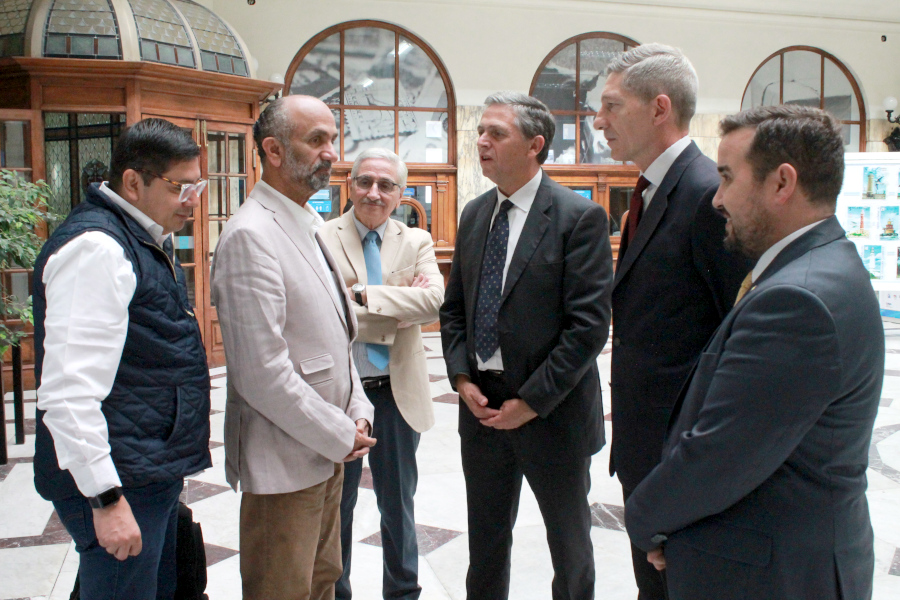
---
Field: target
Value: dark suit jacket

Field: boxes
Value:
[610,141,750,490]
[440,172,614,461]
[625,217,884,600]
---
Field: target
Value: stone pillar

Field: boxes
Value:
[867,119,894,152]
[455,105,494,217]
[689,113,727,161]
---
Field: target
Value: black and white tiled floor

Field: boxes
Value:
[3,329,900,599]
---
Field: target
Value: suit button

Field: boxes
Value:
[613,338,621,347]
[381,336,386,342]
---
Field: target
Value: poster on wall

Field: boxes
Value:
[863,166,887,199]
[838,153,900,320]
[862,245,883,279]
[846,206,871,238]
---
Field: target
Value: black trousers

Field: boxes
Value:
[460,371,595,600]
[622,485,668,600]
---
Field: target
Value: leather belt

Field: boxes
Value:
[362,375,391,390]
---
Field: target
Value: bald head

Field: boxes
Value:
[253,95,339,203]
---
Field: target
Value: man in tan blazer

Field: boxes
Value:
[321,148,444,600]
[210,95,376,600]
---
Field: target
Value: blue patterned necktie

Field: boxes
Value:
[363,231,390,369]
[474,199,514,363]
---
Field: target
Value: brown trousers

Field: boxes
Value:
[240,463,344,600]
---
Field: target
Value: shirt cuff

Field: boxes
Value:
[67,455,122,498]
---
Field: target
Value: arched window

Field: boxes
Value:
[742,47,866,152]
[530,32,639,165]
[285,21,454,166]
[284,20,457,253]
[529,32,641,259]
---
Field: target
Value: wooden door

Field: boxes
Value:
[202,121,254,367]
[141,115,255,367]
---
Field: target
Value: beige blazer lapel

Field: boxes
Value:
[335,210,368,283]
[253,186,348,327]
[380,217,403,277]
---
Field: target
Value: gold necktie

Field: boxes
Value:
[734,272,753,306]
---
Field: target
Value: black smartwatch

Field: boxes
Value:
[89,486,123,509]
[351,283,365,305]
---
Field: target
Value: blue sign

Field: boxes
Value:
[309,200,332,213]
[404,187,416,197]
[573,189,592,201]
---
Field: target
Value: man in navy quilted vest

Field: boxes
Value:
[31,118,211,600]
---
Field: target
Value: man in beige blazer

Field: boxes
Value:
[321,148,443,600]
[210,95,376,600]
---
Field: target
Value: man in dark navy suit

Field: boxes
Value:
[593,44,749,599]
[626,104,883,600]
[441,92,613,600]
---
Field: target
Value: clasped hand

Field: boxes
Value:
[456,376,538,430]
[344,419,376,461]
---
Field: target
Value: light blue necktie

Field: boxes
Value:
[364,231,390,369]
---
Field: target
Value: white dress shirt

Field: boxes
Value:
[37,183,170,498]
[639,136,692,210]
[751,219,826,283]
[477,168,543,371]
[256,180,343,306]
[351,213,391,378]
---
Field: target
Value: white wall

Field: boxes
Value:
[212,0,900,119]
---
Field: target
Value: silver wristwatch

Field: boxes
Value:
[351,283,365,305]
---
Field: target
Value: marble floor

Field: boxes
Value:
[3,328,900,600]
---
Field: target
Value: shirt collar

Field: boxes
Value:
[497,168,543,215]
[352,209,390,242]
[641,136,692,188]
[256,180,326,235]
[99,182,168,246]
[752,219,826,282]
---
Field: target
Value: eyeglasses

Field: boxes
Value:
[352,176,401,194]
[136,169,208,203]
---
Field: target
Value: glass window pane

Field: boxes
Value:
[533,43,576,111]
[158,43,177,64]
[141,40,157,61]
[579,38,627,112]
[2,121,27,168]
[581,115,619,165]
[201,51,217,71]
[344,110,395,161]
[332,109,341,156]
[783,50,821,108]
[208,131,225,173]
[823,58,858,121]
[391,202,422,228]
[545,114,576,165]
[742,55,780,109]
[209,219,225,258]
[181,265,196,307]
[289,32,341,104]
[398,37,447,108]
[402,185,432,232]
[343,27,396,107]
[174,220,194,264]
[97,36,118,57]
[45,34,67,55]
[228,134,245,174]
[843,124,860,152]
[209,176,226,217]
[71,36,94,56]
[609,186,632,237]
[228,177,246,212]
[398,111,448,163]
